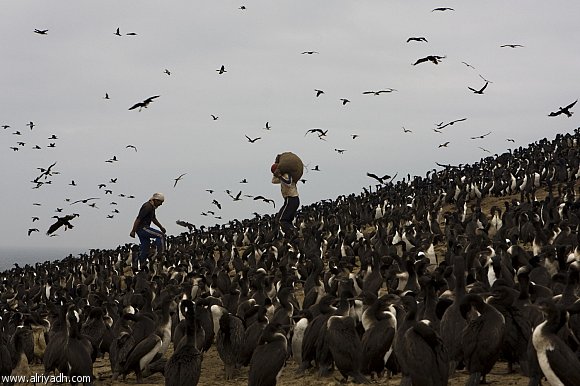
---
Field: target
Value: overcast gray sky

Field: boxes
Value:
[1,1,579,263]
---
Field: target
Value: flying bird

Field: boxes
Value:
[314,89,324,97]
[351,134,359,139]
[1,125,9,129]
[438,142,450,148]
[176,220,195,232]
[216,65,227,74]
[174,173,187,187]
[27,122,35,130]
[366,172,392,184]
[228,191,242,201]
[548,99,577,117]
[212,199,221,209]
[312,165,321,171]
[305,128,328,138]
[46,214,79,235]
[240,178,248,183]
[362,89,396,95]
[31,217,39,222]
[334,148,346,154]
[128,95,160,111]
[126,32,137,36]
[263,121,271,130]
[253,195,275,207]
[468,81,489,94]
[478,146,491,153]
[437,117,467,130]
[479,74,493,83]
[301,51,319,55]
[413,55,445,65]
[340,98,350,105]
[28,228,39,236]
[506,138,515,143]
[70,198,99,205]
[164,69,171,76]
[500,44,524,48]
[126,144,137,151]
[403,127,413,133]
[461,61,476,69]
[211,114,219,120]
[406,37,428,43]
[245,135,261,143]
[34,29,48,35]
[114,28,121,36]
[470,131,492,140]
[432,7,454,11]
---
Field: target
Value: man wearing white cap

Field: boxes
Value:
[130,192,166,266]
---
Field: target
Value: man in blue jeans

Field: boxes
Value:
[130,192,166,267]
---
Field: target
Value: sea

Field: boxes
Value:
[0,246,89,271]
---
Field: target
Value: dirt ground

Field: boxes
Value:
[28,349,530,386]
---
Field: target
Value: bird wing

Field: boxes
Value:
[480,82,489,92]
[143,95,160,104]
[566,99,578,109]
[545,342,580,386]
[128,102,143,110]
[468,87,477,93]
[413,57,428,65]
[46,219,64,235]
[366,172,382,183]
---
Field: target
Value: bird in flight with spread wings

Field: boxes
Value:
[128,95,160,111]
[413,55,446,65]
[366,172,393,184]
[470,131,492,140]
[174,173,187,187]
[548,99,577,118]
[46,214,79,235]
[253,195,275,207]
[468,81,489,94]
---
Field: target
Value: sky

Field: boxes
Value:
[1,0,579,264]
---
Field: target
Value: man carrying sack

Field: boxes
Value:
[271,152,302,237]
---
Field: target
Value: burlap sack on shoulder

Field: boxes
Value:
[276,152,303,181]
